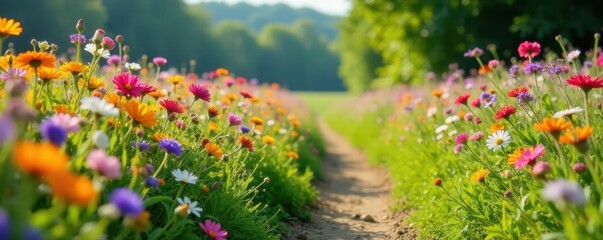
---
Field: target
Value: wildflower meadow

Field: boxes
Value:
[326,35,603,239]
[0,17,323,239]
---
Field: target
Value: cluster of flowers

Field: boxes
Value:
[0,17,307,239]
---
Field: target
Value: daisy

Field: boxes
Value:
[124,62,141,71]
[444,115,460,124]
[80,97,119,117]
[0,17,22,38]
[553,107,583,119]
[434,124,448,134]
[175,196,203,217]
[84,43,110,59]
[486,130,511,151]
[172,169,198,184]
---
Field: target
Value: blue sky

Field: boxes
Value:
[184,0,351,16]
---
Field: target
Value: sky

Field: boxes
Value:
[185,0,351,16]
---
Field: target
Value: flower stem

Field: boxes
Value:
[153,152,170,178]
[583,91,590,126]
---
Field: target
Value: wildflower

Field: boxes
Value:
[532,161,550,177]
[514,144,545,169]
[479,92,496,107]
[189,84,211,102]
[0,115,15,144]
[0,208,9,239]
[489,123,504,132]
[509,65,520,78]
[542,179,585,206]
[566,74,603,93]
[559,126,592,148]
[553,107,583,119]
[101,37,115,50]
[47,171,97,206]
[444,115,460,124]
[240,90,253,99]
[0,17,22,38]
[167,75,185,85]
[148,89,166,99]
[518,41,541,58]
[227,113,242,126]
[534,117,571,137]
[431,89,444,98]
[488,60,499,68]
[240,125,250,134]
[145,177,159,188]
[152,57,167,66]
[486,130,511,151]
[469,131,483,141]
[39,118,67,146]
[262,136,275,145]
[250,116,264,126]
[0,67,27,81]
[159,99,184,114]
[84,43,110,59]
[453,144,462,154]
[287,151,299,159]
[507,147,528,165]
[69,34,86,44]
[455,133,469,145]
[86,149,121,179]
[516,92,535,106]
[92,131,110,149]
[48,113,80,133]
[199,219,228,240]
[523,62,543,74]
[435,124,448,134]
[207,106,220,118]
[113,72,146,97]
[124,62,141,71]
[434,178,442,186]
[15,51,56,71]
[175,197,203,217]
[463,47,483,57]
[107,55,120,65]
[454,93,470,105]
[572,163,587,174]
[172,169,198,184]
[566,50,580,62]
[239,136,254,151]
[204,142,224,158]
[216,67,229,76]
[507,87,528,98]
[494,106,517,121]
[124,99,158,128]
[470,169,490,183]
[159,139,183,156]
[478,65,492,75]
[110,188,144,217]
[132,140,151,151]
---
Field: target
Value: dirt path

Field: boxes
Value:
[282,119,414,240]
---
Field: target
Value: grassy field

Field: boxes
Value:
[294,91,350,115]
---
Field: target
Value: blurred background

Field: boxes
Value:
[0,0,602,92]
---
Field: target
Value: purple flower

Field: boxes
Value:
[0,68,27,81]
[240,125,250,134]
[145,177,159,187]
[39,118,67,146]
[131,140,151,151]
[159,138,183,156]
[0,208,9,240]
[546,64,564,75]
[480,92,496,108]
[70,34,86,44]
[463,47,484,57]
[250,78,258,86]
[509,65,520,78]
[152,57,167,66]
[227,113,242,126]
[542,179,586,206]
[110,188,144,217]
[0,115,15,144]
[86,149,121,179]
[523,62,543,74]
[49,113,80,133]
[517,92,535,106]
[107,55,120,66]
[199,219,228,240]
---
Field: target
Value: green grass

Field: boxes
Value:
[294,91,350,115]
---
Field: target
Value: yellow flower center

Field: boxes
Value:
[495,138,503,145]
[125,84,132,90]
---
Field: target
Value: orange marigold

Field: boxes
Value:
[216,67,229,76]
[559,126,593,146]
[15,51,56,71]
[104,92,125,108]
[250,116,264,126]
[47,171,97,206]
[205,142,224,158]
[124,99,158,128]
[534,117,572,137]
[262,135,275,145]
[60,61,88,75]
[0,17,22,38]
[287,151,299,159]
[470,169,490,183]
[148,89,167,99]
[54,104,70,114]
[489,123,505,133]
[153,132,171,141]
[13,141,68,176]
[38,67,65,81]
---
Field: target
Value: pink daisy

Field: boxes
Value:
[199,219,228,240]
[515,144,545,169]
[189,84,211,102]
[112,72,145,97]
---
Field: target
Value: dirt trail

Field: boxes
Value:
[282,119,414,240]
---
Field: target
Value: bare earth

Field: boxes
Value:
[282,120,415,240]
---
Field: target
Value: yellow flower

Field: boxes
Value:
[124,99,158,128]
[250,116,264,126]
[0,54,13,69]
[0,17,22,38]
[148,89,166,99]
[470,169,490,183]
[431,89,444,98]
[38,67,65,81]
[15,51,56,71]
[208,121,218,132]
[216,67,229,76]
[152,132,170,142]
[204,142,223,158]
[167,75,185,84]
[60,62,88,75]
[489,123,504,133]
[80,77,105,90]
[262,136,275,145]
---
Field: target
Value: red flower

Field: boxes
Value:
[240,90,253,99]
[566,74,603,92]
[470,98,481,108]
[518,41,541,58]
[188,84,211,102]
[159,99,184,114]
[141,83,156,95]
[454,93,470,105]
[494,106,517,121]
[507,87,528,98]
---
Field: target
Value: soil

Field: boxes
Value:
[281,119,415,240]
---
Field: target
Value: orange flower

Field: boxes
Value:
[167,75,185,84]
[15,51,56,71]
[124,99,158,128]
[207,106,220,118]
[287,151,299,159]
[291,130,299,138]
[0,54,13,69]
[152,132,171,141]
[559,126,593,146]
[204,142,223,158]
[489,123,505,133]
[13,141,68,176]
[507,147,528,165]
[262,136,275,145]
[534,117,572,137]
[79,77,105,90]
[38,67,65,81]
[54,104,70,114]
[431,89,444,98]
[225,93,237,101]
[216,67,229,76]
[0,17,22,38]
[250,116,264,126]
[104,93,124,107]
[208,121,218,132]
[470,169,490,183]
[239,136,254,151]
[478,65,492,75]
[60,62,88,75]
[148,89,166,99]
[47,171,97,206]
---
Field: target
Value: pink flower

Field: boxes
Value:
[515,144,545,169]
[518,41,541,58]
[199,219,228,240]
[532,161,550,177]
[101,37,115,50]
[224,78,234,87]
[86,149,121,179]
[227,113,242,126]
[152,57,167,66]
[188,84,211,102]
[49,113,80,133]
[469,131,484,141]
[455,133,469,145]
[453,144,462,154]
[112,72,145,97]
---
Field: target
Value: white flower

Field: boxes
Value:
[92,131,110,149]
[436,134,444,141]
[486,130,511,151]
[278,128,287,134]
[435,124,448,134]
[267,120,275,126]
[84,43,110,59]
[176,196,203,217]
[38,41,49,51]
[566,50,580,62]
[553,107,583,119]
[124,62,141,71]
[426,107,437,118]
[447,130,457,136]
[172,169,198,184]
[445,115,460,124]
[81,97,119,117]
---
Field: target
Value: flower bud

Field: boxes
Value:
[572,162,587,174]
[212,182,220,190]
[91,29,105,44]
[532,161,550,178]
[122,45,130,53]
[595,33,601,40]
[76,19,85,33]
[101,37,115,50]
[555,35,562,42]
[201,185,209,193]
[174,204,189,218]
[135,128,144,138]
[168,112,177,122]
[433,178,442,187]
[191,114,199,124]
[263,177,270,183]
[501,169,512,179]
[503,190,512,198]
[30,39,37,46]
[50,43,58,53]
[175,120,187,130]
[115,35,124,44]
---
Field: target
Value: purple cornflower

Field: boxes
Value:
[227,113,242,126]
[0,115,15,144]
[480,92,496,108]
[69,34,86,44]
[110,188,144,217]
[455,133,469,145]
[39,118,67,146]
[542,179,586,206]
[517,92,535,106]
[0,68,27,81]
[199,219,228,240]
[0,207,9,240]
[152,57,167,66]
[523,62,543,74]
[159,138,183,156]
[107,55,120,66]
[546,64,564,75]
[509,65,520,78]
[240,125,250,134]
[131,140,151,151]
[145,176,159,187]
[463,47,484,57]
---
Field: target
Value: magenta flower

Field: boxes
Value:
[518,41,541,59]
[189,84,211,102]
[49,113,80,133]
[101,37,115,50]
[532,161,550,177]
[112,72,145,97]
[199,219,228,240]
[107,55,120,65]
[227,113,242,126]
[86,149,121,179]
[152,57,167,66]
[453,144,462,154]
[515,144,545,169]
[455,133,469,145]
